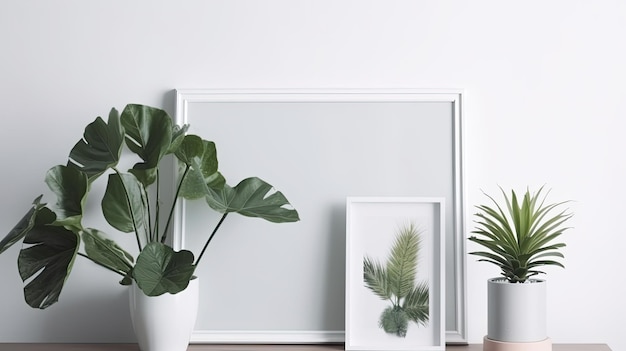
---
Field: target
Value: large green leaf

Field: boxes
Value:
[121,104,172,186]
[168,124,189,154]
[45,165,88,228]
[204,177,299,223]
[102,173,148,235]
[133,242,196,296]
[177,135,225,199]
[82,228,134,276]
[0,195,45,254]
[17,207,79,309]
[67,108,124,181]
[128,165,158,189]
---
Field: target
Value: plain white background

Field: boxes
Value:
[0,1,624,350]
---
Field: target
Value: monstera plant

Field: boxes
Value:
[0,104,299,309]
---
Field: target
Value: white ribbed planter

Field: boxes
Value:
[129,278,199,351]
[487,278,549,347]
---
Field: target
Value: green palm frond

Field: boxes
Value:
[363,256,391,300]
[403,281,429,326]
[387,223,420,299]
[468,186,572,283]
[362,222,429,337]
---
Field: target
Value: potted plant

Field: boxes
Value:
[468,186,572,351]
[0,104,299,350]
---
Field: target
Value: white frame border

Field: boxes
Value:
[174,89,467,344]
[345,197,446,351]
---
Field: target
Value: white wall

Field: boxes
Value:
[0,1,623,349]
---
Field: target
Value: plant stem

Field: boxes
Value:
[161,164,191,244]
[194,212,229,267]
[153,169,160,243]
[77,252,126,277]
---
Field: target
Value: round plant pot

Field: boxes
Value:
[487,278,547,343]
[129,278,199,351]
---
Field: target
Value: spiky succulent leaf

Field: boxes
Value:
[469,186,572,283]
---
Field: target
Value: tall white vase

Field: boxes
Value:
[129,278,199,351]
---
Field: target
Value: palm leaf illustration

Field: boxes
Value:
[363,256,391,300]
[363,223,429,337]
[403,281,429,327]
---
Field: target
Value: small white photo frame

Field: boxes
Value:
[346,197,445,351]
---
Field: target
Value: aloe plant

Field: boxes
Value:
[468,186,571,283]
[0,104,299,309]
[363,223,429,337]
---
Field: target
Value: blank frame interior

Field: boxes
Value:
[173,89,467,344]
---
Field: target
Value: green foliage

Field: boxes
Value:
[379,306,409,337]
[133,242,196,296]
[67,108,123,181]
[0,104,300,309]
[0,196,44,255]
[363,223,429,337]
[203,177,300,222]
[468,186,572,283]
[81,228,134,276]
[17,207,78,309]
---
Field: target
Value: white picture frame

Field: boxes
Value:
[345,197,446,351]
[174,89,467,344]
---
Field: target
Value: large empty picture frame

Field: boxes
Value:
[174,89,467,344]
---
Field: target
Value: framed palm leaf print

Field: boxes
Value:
[346,197,445,351]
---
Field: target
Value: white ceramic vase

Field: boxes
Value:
[485,278,551,351]
[487,278,547,343]
[129,278,199,351]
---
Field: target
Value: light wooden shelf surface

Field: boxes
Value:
[0,344,612,351]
